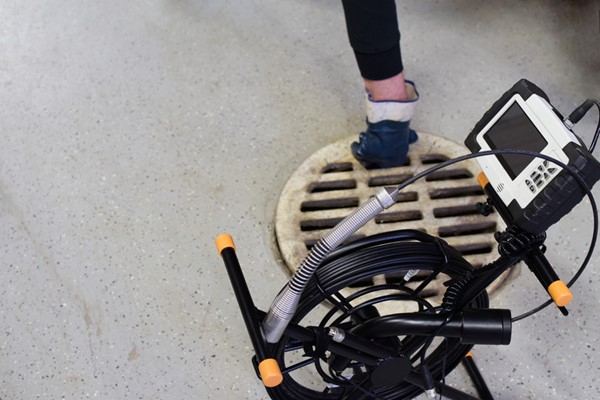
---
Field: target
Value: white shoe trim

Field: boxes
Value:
[366,81,419,123]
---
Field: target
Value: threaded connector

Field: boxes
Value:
[421,364,436,398]
[262,284,301,343]
[328,327,346,343]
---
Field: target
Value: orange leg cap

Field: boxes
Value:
[548,280,573,307]
[258,358,283,388]
[215,233,235,254]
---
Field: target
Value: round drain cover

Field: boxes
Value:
[275,132,513,301]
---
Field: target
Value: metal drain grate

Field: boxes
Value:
[275,132,514,304]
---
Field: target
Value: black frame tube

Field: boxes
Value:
[220,247,271,362]
[462,353,494,400]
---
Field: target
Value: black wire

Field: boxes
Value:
[438,338,450,400]
[589,100,600,152]
[314,270,353,313]
[567,99,600,152]
[336,374,383,400]
[418,311,454,365]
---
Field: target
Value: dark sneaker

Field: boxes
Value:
[351,119,418,168]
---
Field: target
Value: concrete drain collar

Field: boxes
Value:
[275,132,514,308]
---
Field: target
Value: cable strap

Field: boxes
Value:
[495,226,546,256]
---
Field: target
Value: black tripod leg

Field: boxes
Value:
[216,234,283,388]
[462,352,494,400]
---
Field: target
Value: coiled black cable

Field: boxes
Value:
[268,230,488,400]
[267,146,598,399]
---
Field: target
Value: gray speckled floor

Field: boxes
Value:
[1,1,599,399]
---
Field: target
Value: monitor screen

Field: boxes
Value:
[483,102,548,179]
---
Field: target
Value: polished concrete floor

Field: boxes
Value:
[1,1,599,399]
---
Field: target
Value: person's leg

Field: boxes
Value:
[342,0,419,168]
[341,0,403,82]
[364,72,408,101]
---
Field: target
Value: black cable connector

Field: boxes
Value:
[566,99,595,126]
[565,99,600,152]
[421,364,437,399]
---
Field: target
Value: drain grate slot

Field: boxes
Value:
[438,221,497,237]
[308,179,357,193]
[368,173,414,187]
[413,288,438,299]
[425,168,473,181]
[429,185,484,199]
[301,197,360,212]
[421,154,450,164]
[300,217,345,231]
[366,157,411,170]
[454,242,495,255]
[396,192,419,202]
[375,210,423,224]
[433,204,481,218]
[322,162,353,173]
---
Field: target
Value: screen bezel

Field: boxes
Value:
[481,102,549,179]
[472,93,571,209]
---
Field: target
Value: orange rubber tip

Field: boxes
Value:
[258,358,283,388]
[548,280,573,307]
[466,352,474,358]
[215,233,235,254]
[477,172,489,189]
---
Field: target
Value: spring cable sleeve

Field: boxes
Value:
[289,191,394,294]
[288,240,332,293]
[441,277,473,312]
[263,190,396,343]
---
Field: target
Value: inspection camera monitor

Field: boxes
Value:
[465,79,600,234]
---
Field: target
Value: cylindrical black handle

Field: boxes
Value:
[351,308,512,345]
[220,248,270,360]
[523,247,572,309]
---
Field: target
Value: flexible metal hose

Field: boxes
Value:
[263,187,398,343]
